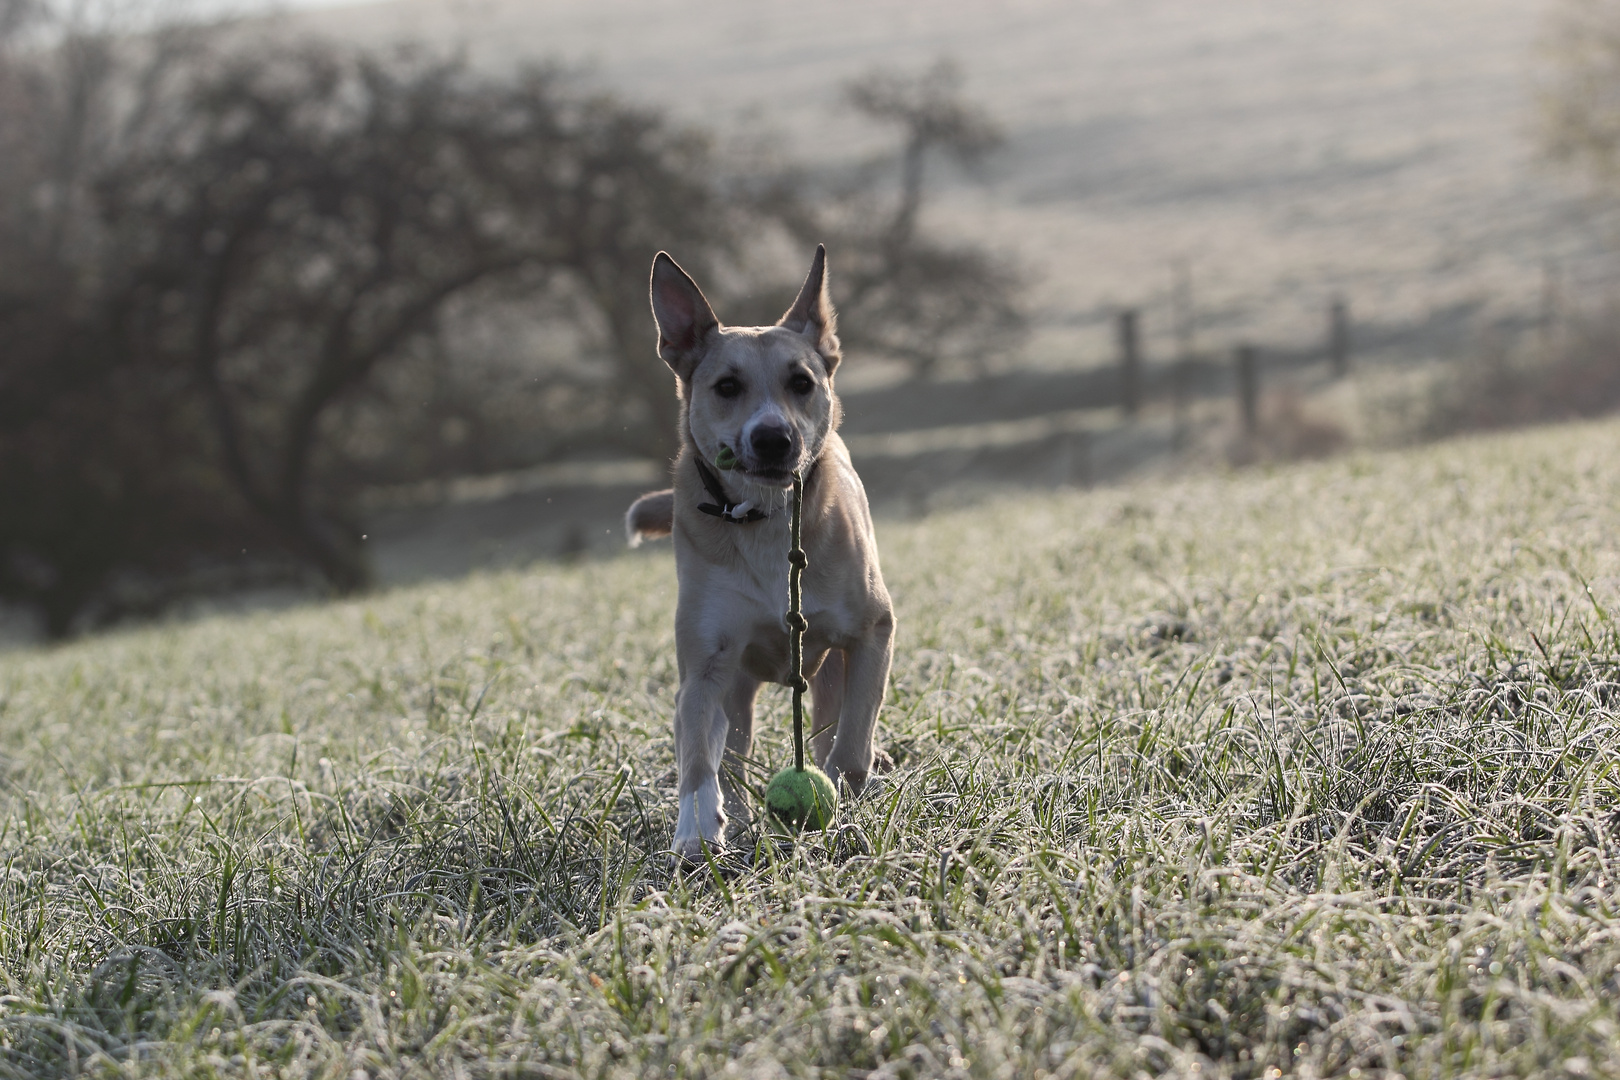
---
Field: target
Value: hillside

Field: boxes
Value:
[1,420,1618,1075]
[296,0,1597,371]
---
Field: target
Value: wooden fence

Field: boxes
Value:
[1113,297,1353,438]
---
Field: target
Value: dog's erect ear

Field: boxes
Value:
[650,252,719,380]
[779,244,841,375]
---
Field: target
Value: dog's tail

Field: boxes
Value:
[625,489,675,547]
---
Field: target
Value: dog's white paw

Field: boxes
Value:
[823,761,871,798]
[672,779,727,861]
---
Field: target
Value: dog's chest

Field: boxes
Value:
[725,519,858,648]
[729,519,792,620]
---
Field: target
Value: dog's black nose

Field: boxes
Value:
[750,423,793,464]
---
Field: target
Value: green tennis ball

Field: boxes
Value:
[764,766,838,833]
[715,445,738,470]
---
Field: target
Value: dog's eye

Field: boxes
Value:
[788,373,814,395]
[714,377,742,399]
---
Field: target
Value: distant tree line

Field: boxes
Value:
[0,5,1022,636]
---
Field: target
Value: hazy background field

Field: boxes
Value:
[251,0,1619,590]
[301,0,1600,373]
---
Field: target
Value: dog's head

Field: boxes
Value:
[650,246,841,491]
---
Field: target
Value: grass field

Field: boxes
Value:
[4,419,1620,1077]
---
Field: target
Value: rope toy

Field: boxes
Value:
[763,469,838,833]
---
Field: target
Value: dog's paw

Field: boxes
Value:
[673,783,727,862]
[671,833,727,864]
[826,748,894,797]
[825,764,870,798]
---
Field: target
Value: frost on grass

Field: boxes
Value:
[2,421,1620,1077]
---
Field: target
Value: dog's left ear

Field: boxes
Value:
[779,244,841,375]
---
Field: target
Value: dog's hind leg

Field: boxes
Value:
[720,672,761,832]
[822,612,894,797]
[809,648,845,769]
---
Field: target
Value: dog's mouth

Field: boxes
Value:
[715,444,800,487]
[735,464,795,486]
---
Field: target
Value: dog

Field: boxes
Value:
[625,245,894,859]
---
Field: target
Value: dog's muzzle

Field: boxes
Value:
[750,422,794,464]
[743,421,799,483]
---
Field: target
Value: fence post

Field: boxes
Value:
[1171,260,1194,449]
[1054,428,1092,487]
[1117,308,1140,418]
[1172,359,1190,450]
[1329,298,1350,378]
[1540,261,1560,356]
[1236,344,1259,435]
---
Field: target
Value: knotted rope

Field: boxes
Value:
[786,469,810,771]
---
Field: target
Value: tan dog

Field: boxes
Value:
[626,246,894,859]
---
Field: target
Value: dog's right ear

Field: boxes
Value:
[650,252,719,380]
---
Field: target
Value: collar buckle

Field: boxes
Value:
[695,457,769,525]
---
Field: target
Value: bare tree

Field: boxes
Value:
[845,59,1002,245]
[790,59,1026,378]
[0,32,728,634]
[1542,0,1620,184]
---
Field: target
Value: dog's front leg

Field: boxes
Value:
[822,611,894,796]
[672,643,737,860]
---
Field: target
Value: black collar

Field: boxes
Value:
[694,457,767,523]
[693,457,818,525]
